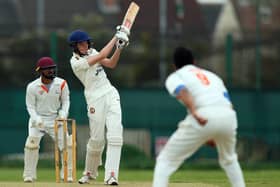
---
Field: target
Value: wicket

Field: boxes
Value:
[54,119,77,183]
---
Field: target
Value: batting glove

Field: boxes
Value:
[116,39,129,49]
[115,31,129,43]
[116,25,130,36]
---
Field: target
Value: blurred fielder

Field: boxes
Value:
[153,47,245,187]
[67,27,129,185]
[23,57,72,182]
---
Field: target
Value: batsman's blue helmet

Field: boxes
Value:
[68,30,92,45]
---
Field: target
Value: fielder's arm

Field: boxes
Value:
[176,89,207,125]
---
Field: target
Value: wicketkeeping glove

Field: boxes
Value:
[31,119,46,133]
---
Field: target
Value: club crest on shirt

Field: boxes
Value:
[95,66,103,76]
[89,107,95,114]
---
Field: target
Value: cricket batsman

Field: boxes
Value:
[153,47,246,187]
[23,57,72,182]
[67,27,129,185]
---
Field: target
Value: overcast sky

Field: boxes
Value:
[197,0,227,4]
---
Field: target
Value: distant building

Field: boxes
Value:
[212,0,280,47]
[212,0,242,47]
[0,0,22,37]
[0,0,210,40]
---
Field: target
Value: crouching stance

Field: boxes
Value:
[153,47,246,187]
[23,57,72,182]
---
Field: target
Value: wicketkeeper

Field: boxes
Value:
[23,57,72,182]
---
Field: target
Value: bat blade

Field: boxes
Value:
[122,2,140,31]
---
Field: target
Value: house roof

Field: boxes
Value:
[17,0,100,30]
[1,0,209,39]
[232,0,280,37]
[200,3,223,35]
[121,0,207,37]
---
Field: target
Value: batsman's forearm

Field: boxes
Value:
[109,49,121,68]
[100,49,121,68]
[88,37,117,66]
[99,37,117,59]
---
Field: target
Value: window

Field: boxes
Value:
[97,0,120,14]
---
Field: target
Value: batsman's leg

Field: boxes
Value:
[78,138,104,184]
[104,131,123,185]
[23,136,41,182]
[104,89,123,185]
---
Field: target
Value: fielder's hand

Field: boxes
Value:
[193,112,207,126]
[116,25,130,36]
[206,139,216,147]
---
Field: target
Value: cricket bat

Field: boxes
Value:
[121,1,140,32]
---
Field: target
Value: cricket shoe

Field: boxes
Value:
[78,175,90,184]
[23,176,33,183]
[105,176,118,185]
[78,171,97,184]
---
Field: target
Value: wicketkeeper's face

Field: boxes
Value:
[41,67,56,80]
[77,41,89,55]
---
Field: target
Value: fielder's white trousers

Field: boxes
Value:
[153,106,245,187]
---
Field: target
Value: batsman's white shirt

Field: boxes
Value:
[70,48,114,104]
[26,77,70,127]
[70,48,122,139]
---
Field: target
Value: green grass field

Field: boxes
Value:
[0,168,279,187]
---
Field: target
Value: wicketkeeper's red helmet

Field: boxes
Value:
[36,57,56,71]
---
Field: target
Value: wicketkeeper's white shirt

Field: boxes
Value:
[70,48,114,104]
[26,77,70,125]
[165,65,232,109]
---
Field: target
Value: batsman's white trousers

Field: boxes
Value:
[86,87,123,181]
[87,87,123,143]
[153,106,244,187]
